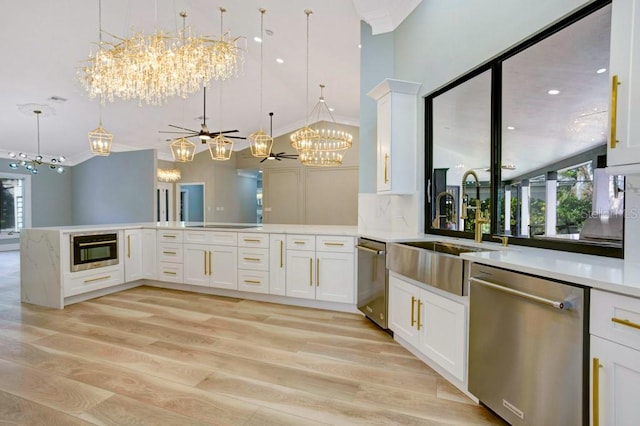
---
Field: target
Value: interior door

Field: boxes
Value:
[157,182,173,222]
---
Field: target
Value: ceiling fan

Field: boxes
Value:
[260,112,298,163]
[159,86,246,143]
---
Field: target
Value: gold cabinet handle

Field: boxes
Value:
[384,153,389,183]
[243,257,261,262]
[280,240,284,268]
[309,258,313,286]
[323,242,344,247]
[295,241,306,245]
[316,258,320,286]
[163,251,177,255]
[204,251,207,275]
[610,75,620,149]
[593,357,602,426]
[163,271,177,276]
[84,275,111,284]
[411,296,416,327]
[209,251,212,276]
[611,317,640,330]
[127,235,131,258]
[244,238,261,243]
[416,299,423,331]
[244,279,262,285]
[163,234,177,239]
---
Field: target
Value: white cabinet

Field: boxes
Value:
[269,234,286,296]
[64,265,125,297]
[367,78,422,193]
[157,230,183,283]
[286,235,355,303]
[388,273,467,382]
[184,243,238,290]
[124,229,143,282]
[590,290,640,426]
[607,0,640,174]
[237,233,269,294]
[141,228,156,280]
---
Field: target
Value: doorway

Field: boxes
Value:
[177,183,205,222]
[157,182,174,222]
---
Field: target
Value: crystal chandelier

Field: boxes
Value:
[290,11,352,167]
[247,8,273,158]
[170,137,196,162]
[77,6,244,106]
[9,110,66,175]
[157,168,181,182]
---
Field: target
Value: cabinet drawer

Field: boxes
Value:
[591,289,640,351]
[158,243,183,263]
[158,230,183,243]
[64,265,124,297]
[287,234,315,251]
[238,233,269,248]
[238,270,269,294]
[316,235,355,253]
[184,230,237,246]
[157,262,183,283]
[238,247,269,271]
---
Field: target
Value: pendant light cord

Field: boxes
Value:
[304,10,312,126]
[259,9,265,131]
[36,112,41,155]
[98,0,104,123]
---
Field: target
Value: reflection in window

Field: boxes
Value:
[0,177,25,234]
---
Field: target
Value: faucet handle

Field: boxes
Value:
[492,235,508,247]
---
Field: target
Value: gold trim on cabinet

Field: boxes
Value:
[163,234,177,239]
[243,257,261,262]
[127,235,131,258]
[610,75,620,149]
[592,357,602,426]
[309,258,313,286]
[611,317,640,330]
[162,251,177,255]
[209,251,212,276]
[416,299,423,331]
[163,271,177,276]
[204,251,207,275]
[316,258,320,286]
[243,280,261,285]
[83,275,111,284]
[243,238,262,243]
[295,241,306,245]
[323,242,345,247]
[411,296,416,327]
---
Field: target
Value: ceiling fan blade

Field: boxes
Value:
[168,124,198,132]
[276,157,282,161]
[226,136,247,140]
[259,157,268,163]
[218,129,240,134]
[159,130,197,134]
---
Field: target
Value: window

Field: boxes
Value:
[0,174,30,237]
[426,1,621,257]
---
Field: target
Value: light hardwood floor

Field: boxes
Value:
[0,250,505,425]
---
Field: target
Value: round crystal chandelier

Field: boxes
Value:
[78,6,244,106]
[247,8,273,158]
[290,11,352,167]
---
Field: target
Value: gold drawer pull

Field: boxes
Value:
[244,280,261,285]
[612,317,640,330]
[416,299,423,330]
[163,271,177,276]
[316,258,320,286]
[243,257,261,262]
[163,234,177,238]
[127,235,131,258]
[294,241,306,245]
[411,296,416,326]
[309,258,313,286]
[244,239,261,243]
[384,153,389,183]
[592,357,602,426]
[163,251,177,255]
[84,275,111,284]
[324,242,344,247]
[610,75,620,149]
[280,240,284,268]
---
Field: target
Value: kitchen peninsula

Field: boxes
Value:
[20,222,359,310]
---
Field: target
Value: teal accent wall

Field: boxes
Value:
[72,150,156,225]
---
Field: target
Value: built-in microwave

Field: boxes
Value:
[70,231,119,272]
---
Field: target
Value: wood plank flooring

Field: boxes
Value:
[0,250,506,425]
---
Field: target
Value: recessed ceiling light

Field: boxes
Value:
[328,107,334,112]
[596,68,607,74]
[507,126,516,130]
[254,36,262,43]
[548,89,560,95]
[358,44,361,49]
[276,58,284,64]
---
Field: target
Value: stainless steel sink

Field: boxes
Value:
[387,241,493,296]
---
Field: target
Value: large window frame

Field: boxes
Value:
[0,172,32,239]
[425,0,622,258]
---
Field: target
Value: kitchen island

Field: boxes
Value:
[20,222,358,310]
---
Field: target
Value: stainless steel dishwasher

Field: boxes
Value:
[356,238,388,329]
[469,263,587,426]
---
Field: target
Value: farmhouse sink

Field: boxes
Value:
[387,240,493,296]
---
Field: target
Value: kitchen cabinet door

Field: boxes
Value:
[607,0,640,173]
[388,275,421,348]
[269,234,286,296]
[124,229,143,282]
[183,244,210,286]
[286,250,315,300]
[210,245,238,290]
[316,251,354,303]
[141,228,156,280]
[591,335,640,426]
[418,288,466,382]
